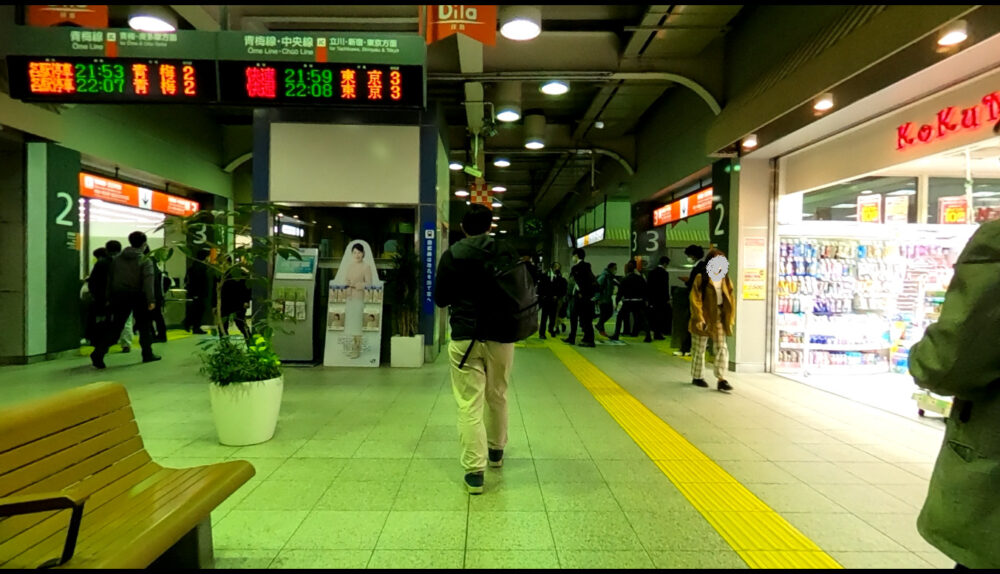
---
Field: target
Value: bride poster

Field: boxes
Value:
[323,239,385,367]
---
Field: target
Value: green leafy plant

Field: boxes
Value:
[151,203,301,385]
[386,244,420,337]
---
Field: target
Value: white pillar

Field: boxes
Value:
[730,157,770,373]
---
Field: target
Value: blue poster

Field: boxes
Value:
[422,221,436,316]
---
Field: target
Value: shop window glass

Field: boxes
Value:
[928,177,1000,224]
[801,176,917,223]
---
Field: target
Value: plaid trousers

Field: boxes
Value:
[692,319,729,380]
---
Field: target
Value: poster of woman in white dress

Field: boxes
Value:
[324,239,385,367]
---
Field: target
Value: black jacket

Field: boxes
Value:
[685,259,708,291]
[434,234,518,341]
[570,261,596,299]
[616,272,648,304]
[87,256,113,309]
[647,266,670,304]
[551,273,568,299]
[111,247,155,305]
[186,261,209,300]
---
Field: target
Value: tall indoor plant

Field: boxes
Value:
[386,244,424,367]
[152,203,301,445]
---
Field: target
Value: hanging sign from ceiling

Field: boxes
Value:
[79,172,200,217]
[26,5,109,28]
[653,187,713,227]
[420,5,497,46]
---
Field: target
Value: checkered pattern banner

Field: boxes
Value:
[469,182,492,209]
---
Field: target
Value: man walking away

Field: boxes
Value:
[185,248,210,334]
[907,219,1000,570]
[595,262,618,337]
[536,264,556,340]
[563,248,597,348]
[689,249,735,392]
[551,263,568,335]
[676,245,708,357]
[435,204,528,495]
[609,260,652,343]
[145,244,168,344]
[90,231,161,369]
[647,256,672,340]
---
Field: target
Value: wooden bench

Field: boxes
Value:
[0,382,255,569]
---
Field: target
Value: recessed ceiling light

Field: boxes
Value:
[492,201,502,208]
[742,133,758,149]
[277,213,284,217]
[455,190,469,198]
[832,204,856,208]
[594,121,605,129]
[491,223,498,228]
[500,5,541,41]
[449,161,463,171]
[500,230,508,234]
[492,216,500,221]
[128,7,177,33]
[813,92,834,111]
[860,190,873,194]
[540,81,569,95]
[492,186,507,193]
[938,19,968,46]
[493,158,511,168]
[496,108,521,122]
[972,191,1000,197]
[489,232,497,236]
[466,201,471,205]
[887,189,916,196]
[525,140,545,150]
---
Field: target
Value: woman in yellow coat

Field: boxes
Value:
[689,249,736,392]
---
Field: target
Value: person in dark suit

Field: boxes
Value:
[675,245,707,357]
[185,248,211,334]
[646,256,672,340]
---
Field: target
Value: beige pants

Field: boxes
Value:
[449,339,514,473]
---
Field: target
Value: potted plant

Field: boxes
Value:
[152,203,300,445]
[386,244,424,367]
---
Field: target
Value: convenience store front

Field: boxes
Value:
[771,64,1000,422]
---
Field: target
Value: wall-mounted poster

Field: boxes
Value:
[323,239,384,367]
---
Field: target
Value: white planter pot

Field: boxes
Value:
[390,335,425,368]
[209,375,284,446]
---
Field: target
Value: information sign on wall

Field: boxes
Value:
[653,187,713,227]
[576,227,605,248]
[423,222,437,316]
[79,172,199,216]
[741,237,767,301]
[885,195,909,223]
[857,193,882,223]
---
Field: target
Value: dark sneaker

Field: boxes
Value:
[608,335,619,341]
[464,471,484,494]
[142,355,162,364]
[692,379,709,388]
[90,352,106,370]
[488,449,504,468]
[578,341,596,348]
[718,380,734,392]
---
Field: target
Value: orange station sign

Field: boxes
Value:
[79,172,199,217]
[420,5,497,46]
[27,5,109,28]
[653,187,713,227]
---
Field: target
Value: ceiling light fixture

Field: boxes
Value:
[813,92,835,111]
[493,158,511,168]
[742,133,758,149]
[492,216,500,221]
[128,5,178,33]
[888,189,916,196]
[938,19,968,46]
[860,190,873,195]
[496,81,522,122]
[594,121,605,129]
[524,113,546,150]
[492,201,502,208]
[832,204,856,208]
[540,80,569,96]
[449,161,464,171]
[492,186,507,193]
[455,190,470,198]
[500,230,508,234]
[500,5,541,41]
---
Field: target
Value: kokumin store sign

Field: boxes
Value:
[938,196,969,224]
[653,187,713,227]
[857,193,882,223]
[79,172,199,217]
[897,90,1000,151]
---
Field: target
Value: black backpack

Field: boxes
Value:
[458,252,539,369]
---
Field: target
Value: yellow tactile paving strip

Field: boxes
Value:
[545,339,842,570]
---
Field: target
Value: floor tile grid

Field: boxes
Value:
[545,339,844,570]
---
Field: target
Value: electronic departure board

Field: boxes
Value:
[217,61,424,108]
[6,56,216,103]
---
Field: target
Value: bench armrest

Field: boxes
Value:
[0,491,88,568]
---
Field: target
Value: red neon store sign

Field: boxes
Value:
[897,91,1000,150]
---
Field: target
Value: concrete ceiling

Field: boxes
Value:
[159,5,744,226]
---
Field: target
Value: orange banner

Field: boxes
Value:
[79,172,199,217]
[422,5,497,46]
[27,5,108,28]
[653,187,713,227]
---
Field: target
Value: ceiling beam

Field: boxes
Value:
[169,5,221,31]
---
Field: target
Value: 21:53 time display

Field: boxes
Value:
[217,61,424,108]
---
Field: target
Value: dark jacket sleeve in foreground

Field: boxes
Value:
[909,220,1000,400]
[434,250,456,309]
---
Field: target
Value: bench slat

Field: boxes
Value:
[0,383,130,455]
[0,406,136,481]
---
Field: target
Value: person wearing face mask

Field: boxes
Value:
[563,248,597,348]
[675,245,708,357]
[689,249,735,392]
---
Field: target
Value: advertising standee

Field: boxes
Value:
[324,240,385,368]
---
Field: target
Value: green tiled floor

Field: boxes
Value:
[0,335,953,569]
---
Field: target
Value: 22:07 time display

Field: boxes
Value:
[218,61,423,108]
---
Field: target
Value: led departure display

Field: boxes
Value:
[6,56,216,103]
[218,61,424,107]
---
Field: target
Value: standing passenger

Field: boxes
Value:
[689,249,734,392]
